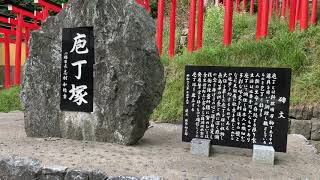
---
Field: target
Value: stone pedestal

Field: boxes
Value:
[190,138,211,157]
[252,145,275,165]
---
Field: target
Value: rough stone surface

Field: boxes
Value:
[313,105,320,118]
[289,119,312,139]
[0,155,42,179]
[65,170,90,180]
[141,176,163,180]
[39,165,68,180]
[89,170,108,180]
[289,106,303,119]
[190,138,211,157]
[108,176,140,180]
[311,118,320,141]
[302,105,314,120]
[252,145,275,165]
[21,0,165,145]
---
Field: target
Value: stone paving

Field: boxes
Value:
[0,111,320,179]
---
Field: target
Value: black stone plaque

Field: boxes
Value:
[182,65,291,152]
[60,27,94,112]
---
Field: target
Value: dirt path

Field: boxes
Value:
[0,111,320,179]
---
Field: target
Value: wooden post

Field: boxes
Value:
[261,0,269,37]
[169,0,176,57]
[300,0,309,31]
[250,0,255,15]
[197,0,204,49]
[25,28,30,58]
[14,14,23,85]
[269,0,274,17]
[156,0,165,55]
[289,0,297,31]
[4,33,11,89]
[256,0,263,40]
[188,0,197,52]
[311,0,318,25]
[281,0,286,17]
[275,0,279,16]
[236,0,241,12]
[223,0,233,45]
[243,0,247,12]
[296,0,300,21]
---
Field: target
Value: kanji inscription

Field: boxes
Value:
[60,27,94,112]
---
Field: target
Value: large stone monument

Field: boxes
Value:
[21,0,165,145]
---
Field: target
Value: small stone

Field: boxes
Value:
[108,176,140,180]
[293,106,303,119]
[40,165,68,180]
[289,107,297,119]
[89,170,108,180]
[65,170,90,180]
[313,105,320,118]
[180,36,188,46]
[252,145,275,165]
[190,138,211,157]
[302,106,314,120]
[289,119,312,140]
[141,176,164,180]
[311,118,320,141]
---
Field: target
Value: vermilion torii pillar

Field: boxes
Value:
[223,0,233,45]
[34,0,62,21]
[197,0,204,49]
[7,4,42,85]
[188,0,197,52]
[169,0,177,57]
[0,15,36,88]
[0,27,27,89]
[289,0,297,32]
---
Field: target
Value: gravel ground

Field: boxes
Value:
[0,111,320,179]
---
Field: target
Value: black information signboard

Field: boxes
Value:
[60,27,94,112]
[182,66,291,152]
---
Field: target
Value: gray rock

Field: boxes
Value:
[302,106,313,120]
[289,106,303,119]
[89,170,108,180]
[108,176,140,180]
[252,145,274,165]
[311,118,320,141]
[141,176,163,180]
[313,105,320,118]
[190,138,211,157]
[0,155,42,180]
[65,170,90,180]
[40,165,68,180]
[289,119,312,139]
[21,0,165,145]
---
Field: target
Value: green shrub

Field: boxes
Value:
[0,87,21,113]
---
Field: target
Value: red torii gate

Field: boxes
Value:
[5,1,63,86]
[34,0,62,20]
[0,15,39,88]
[135,0,150,12]
[0,27,26,89]
[7,4,43,85]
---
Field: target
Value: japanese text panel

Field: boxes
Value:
[182,66,291,152]
[60,27,94,112]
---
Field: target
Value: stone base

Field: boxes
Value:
[252,145,275,165]
[190,138,211,157]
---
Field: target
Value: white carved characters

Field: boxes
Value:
[68,32,89,106]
